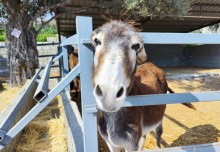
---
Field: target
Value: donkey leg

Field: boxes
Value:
[106,141,122,152]
[156,123,163,148]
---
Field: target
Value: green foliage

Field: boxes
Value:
[7,0,67,19]
[0,30,5,41]
[40,24,57,34]
[35,23,57,34]
[0,34,5,41]
[0,0,67,29]
[37,34,56,42]
[107,0,192,19]
[0,30,5,35]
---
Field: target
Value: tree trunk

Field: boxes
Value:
[6,11,39,86]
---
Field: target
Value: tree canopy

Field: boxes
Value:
[104,0,192,19]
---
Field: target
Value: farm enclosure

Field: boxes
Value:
[2,11,220,152]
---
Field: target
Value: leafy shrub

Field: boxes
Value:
[35,24,57,34]
[37,34,56,42]
[40,24,57,34]
[0,30,5,35]
[0,35,5,41]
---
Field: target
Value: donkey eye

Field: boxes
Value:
[94,38,101,46]
[131,43,140,51]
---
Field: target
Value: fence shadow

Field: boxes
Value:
[70,90,82,114]
[164,114,189,130]
[169,124,220,147]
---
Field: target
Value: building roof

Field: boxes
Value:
[56,0,220,35]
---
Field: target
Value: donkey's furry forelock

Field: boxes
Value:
[91,20,143,50]
[91,20,135,38]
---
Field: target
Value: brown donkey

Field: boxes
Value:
[68,46,80,97]
[91,21,194,152]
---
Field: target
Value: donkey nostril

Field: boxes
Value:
[95,85,103,97]
[116,87,124,98]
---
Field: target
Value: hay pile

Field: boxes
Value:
[15,96,67,152]
[0,83,67,152]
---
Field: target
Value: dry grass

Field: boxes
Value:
[15,96,67,152]
[0,83,67,152]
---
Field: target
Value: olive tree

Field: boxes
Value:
[0,0,83,86]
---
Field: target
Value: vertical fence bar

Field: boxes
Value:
[62,46,70,91]
[76,16,98,152]
[58,46,62,79]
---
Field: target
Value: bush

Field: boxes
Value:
[37,34,56,42]
[40,24,57,34]
[0,35,5,41]
[37,34,47,42]
[35,24,57,35]
[0,30,5,35]
[0,33,56,42]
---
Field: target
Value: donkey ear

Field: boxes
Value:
[131,34,147,64]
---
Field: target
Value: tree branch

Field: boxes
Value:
[28,0,71,29]
[36,8,87,35]
[2,0,16,15]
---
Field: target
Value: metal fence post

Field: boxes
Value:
[76,16,98,152]
[57,46,63,78]
[62,46,70,91]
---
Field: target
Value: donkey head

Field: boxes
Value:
[91,21,147,112]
